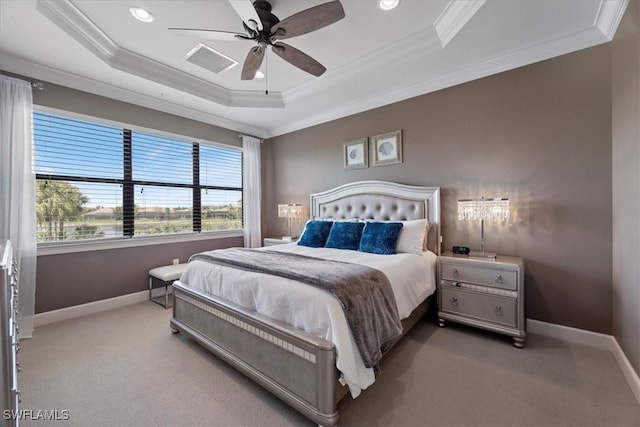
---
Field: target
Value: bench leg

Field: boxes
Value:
[165,282,169,309]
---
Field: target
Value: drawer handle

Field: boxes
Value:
[495,274,503,283]
[495,305,503,315]
[452,268,459,277]
[451,297,458,306]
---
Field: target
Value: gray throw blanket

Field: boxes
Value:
[189,248,402,368]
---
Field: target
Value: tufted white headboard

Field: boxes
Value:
[310,181,441,255]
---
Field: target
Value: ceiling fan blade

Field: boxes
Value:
[271,1,345,40]
[229,0,263,31]
[241,46,266,80]
[271,42,326,77]
[168,28,245,41]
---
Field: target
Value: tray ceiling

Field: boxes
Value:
[0,0,628,138]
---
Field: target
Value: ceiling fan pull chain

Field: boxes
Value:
[265,51,269,96]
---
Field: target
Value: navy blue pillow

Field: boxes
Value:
[359,222,404,255]
[325,221,365,251]
[297,221,333,248]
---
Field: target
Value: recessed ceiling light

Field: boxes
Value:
[255,71,265,79]
[129,7,155,23]
[378,0,399,11]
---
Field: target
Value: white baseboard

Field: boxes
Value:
[527,318,640,404]
[611,338,640,405]
[527,319,613,349]
[34,291,149,328]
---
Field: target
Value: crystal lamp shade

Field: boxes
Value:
[456,197,510,259]
[277,204,302,218]
[457,198,510,221]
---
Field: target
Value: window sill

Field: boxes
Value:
[37,229,244,256]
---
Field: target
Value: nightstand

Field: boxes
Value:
[438,252,526,348]
[263,237,297,247]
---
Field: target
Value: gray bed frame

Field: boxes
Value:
[170,180,441,426]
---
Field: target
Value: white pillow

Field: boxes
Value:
[396,219,430,255]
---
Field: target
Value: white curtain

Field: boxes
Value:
[241,135,262,248]
[0,75,37,338]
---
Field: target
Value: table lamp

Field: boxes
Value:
[277,203,302,241]
[457,197,510,259]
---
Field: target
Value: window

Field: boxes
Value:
[200,144,243,231]
[33,111,243,243]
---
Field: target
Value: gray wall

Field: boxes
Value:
[612,0,640,375]
[263,45,613,334]
[36,237,242,313]
[17,78,244,313]
[32,80,241,147]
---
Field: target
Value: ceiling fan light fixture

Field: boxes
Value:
[129,6,155,23]
[247,19,259,31]
[378,0,399,11]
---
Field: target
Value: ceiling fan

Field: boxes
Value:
[169,0,345,80]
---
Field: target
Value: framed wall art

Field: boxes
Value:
[343,137,368,170]
[371,130,402,166]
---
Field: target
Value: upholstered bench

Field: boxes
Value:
[148,263,186,309]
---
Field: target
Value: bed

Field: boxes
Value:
[170,180,441,426]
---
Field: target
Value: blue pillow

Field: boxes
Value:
[297,221,333,248]
[325,221,365,251]
[359,222,404,255]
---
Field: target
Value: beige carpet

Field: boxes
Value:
[17,301,640,426]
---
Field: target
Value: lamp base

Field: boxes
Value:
[469,250,497,260]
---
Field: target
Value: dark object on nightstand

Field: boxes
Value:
[452,246,470,255]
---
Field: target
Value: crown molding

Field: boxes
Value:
[434,0,487,47]
[595,0,628,40]
[0,52,269,138]
[267,25,612,138]
[36,0,283,109]
[283,26,442,104]
[36,0,117,59]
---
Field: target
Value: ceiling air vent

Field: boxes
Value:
[184,43,238,74]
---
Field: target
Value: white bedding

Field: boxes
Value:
[177,243,437,397]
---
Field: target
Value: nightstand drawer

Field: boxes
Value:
[441,263,517,291]
[441,286,517,327]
